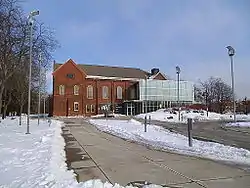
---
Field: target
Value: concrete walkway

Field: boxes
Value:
[62,118,250,188]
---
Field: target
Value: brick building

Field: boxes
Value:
[52,59,194,117]
[52,59,167,116]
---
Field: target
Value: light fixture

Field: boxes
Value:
[176,66,181,74]
[226,46,235,56]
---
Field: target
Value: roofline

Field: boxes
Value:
[78,63,146,71]
[86,75,142,81]
[149,71,168,80]
[52,59,87,76]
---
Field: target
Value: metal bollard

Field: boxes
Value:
[187,118,193,147]
[144,115,147,132]
[148,115,151,125]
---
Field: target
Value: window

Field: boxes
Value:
[91,105,95,113]
[87,85,93,99]
[74,85,79,95]
[86,105,91,113]
[73,102,79,111]
[130,87,135,99]
[66,73,75,79]
[116,86,123,99]
[102,86,109,99]
[59,85,65,95]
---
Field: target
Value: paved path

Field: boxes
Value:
[61,118,250,188]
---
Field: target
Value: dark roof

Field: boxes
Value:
[54,63,62,71]
[54,63,149,79]
[79,64,148,79]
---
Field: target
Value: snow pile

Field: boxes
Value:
[82,179,164,188]
[0,117,166,188]
[0,117,79,187]
[226,122,250,128]
[89,119,250,165]
[136,109,250,123]
[55,115,86,119]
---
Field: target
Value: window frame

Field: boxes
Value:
[59,85,65,95]
[73,85,79,95]
[102,86,109,99]
[86,104,91,113]
[66,73,75,79]
[73,102,79,112]
[87,85,94,99]
[116,86,123,99]
[91,104,95,113]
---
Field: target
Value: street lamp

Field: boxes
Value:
[145,75,148,114]
[27,10,39,134]
[43,68,47,120]
[176,66,181,121]
[38,53,42,125]
[226,45,236,123]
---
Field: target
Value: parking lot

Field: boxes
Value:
[144,119,250,151]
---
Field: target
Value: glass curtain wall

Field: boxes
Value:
[139,79,194,111]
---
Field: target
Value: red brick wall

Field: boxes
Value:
[53,59,85,116]
[52,60,136,116]
[83,79,132,115]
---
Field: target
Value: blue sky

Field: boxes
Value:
[22,0,250,98]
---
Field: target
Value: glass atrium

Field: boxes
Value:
[123,79,194,115]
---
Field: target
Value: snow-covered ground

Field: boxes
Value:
[0,117,141,188]
[54,115,86,119]
[135,109,250,123]
[2,116,248,187]
[226,121,250,128]
[89,119,250,166]
[91,113,127,118]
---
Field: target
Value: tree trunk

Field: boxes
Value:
[0,86,4,115]
[19,92,25,125]
[3,90,12,118]
[3,91,12,119]
[2,89,6,119]
[19,104,23,126]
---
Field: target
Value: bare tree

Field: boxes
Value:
[194,84,203,103]
[0,0,58,116]
[197,77,233,113]
[13,64,28,124]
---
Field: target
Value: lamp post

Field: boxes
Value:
[145,75,148,114]
[226,46,236,123]
[176,66,181,121]
[43,68,47,120]
[38,53,42,125]
[27,10,39,134]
